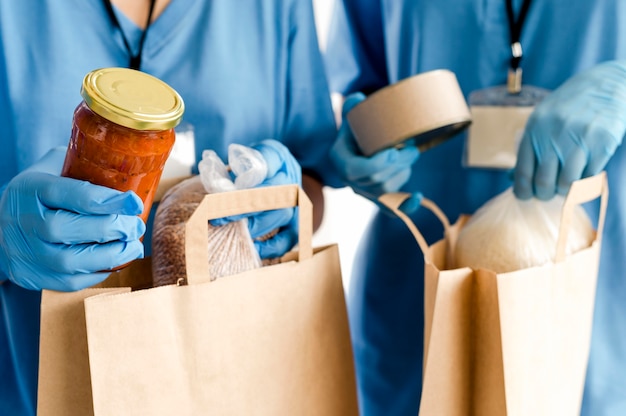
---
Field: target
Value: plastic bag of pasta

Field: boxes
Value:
[454,188,595,273]
[151,145,267,286]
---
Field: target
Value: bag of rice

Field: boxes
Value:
[454,188,595,273]
[152,145,268,286]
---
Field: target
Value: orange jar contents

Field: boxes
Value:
[61,67,185,224]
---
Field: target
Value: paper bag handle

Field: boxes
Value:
[378,194,450,263]
[555,171,608,263]
[184,185,313,285]
[380,172,608,266]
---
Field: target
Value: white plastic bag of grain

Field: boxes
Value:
[454,188,595,273]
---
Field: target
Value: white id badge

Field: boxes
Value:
[162,122,196,179]
[465,85,550,169]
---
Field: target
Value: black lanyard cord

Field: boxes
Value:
[505,0,532,71]
[103,0,157,70]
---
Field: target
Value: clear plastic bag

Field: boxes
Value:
[454,188,595,273]
[152,144,268,286]
[198,144,268,193]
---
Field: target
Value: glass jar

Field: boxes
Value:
[62,67,185,224]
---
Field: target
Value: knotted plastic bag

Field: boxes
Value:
[152,144,268,286]
[454,188,595,273]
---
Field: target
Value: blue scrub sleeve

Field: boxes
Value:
[0,182,7,284]
[280,0,344,188]
[325,0,389,96]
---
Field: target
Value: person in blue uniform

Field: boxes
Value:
[325,1,626,415]
[0,1,342,414]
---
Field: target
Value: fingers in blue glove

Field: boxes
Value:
[0,168,145,291]
[252,139,302,186]
[209,168,298,233]
[532,138,560,201]
[247,208,294,239]
[513,134,537,200]
[19,174,144,244]
[2,234,144,291]
[254,223,298,259]
[331,93,420,201]
[377,190,423,218]
[398,192,423,216]
[211,206,294,240]
[43,273,112,292]
[36,174,143,215]
[213,140,300,249]
[40,210,145,243]
[17,271,110,292]
[556,147,588,197]
[514,60,626,200]
[515,125,617,201]
[44,240,144,275]
[333,121,419,182]
[14,239,144,291]
[243,168,298,237]
[515,130,567,201]
[211,207,296,259]
[342,92,367,117]
[345,147,418,189]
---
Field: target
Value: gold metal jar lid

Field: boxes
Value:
[81,67,185,131]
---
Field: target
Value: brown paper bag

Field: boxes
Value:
[37,288,130,415]
[379,173,608,416]
[37,185,358,416]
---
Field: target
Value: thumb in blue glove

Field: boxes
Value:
[330,92,422,215]
[514,60,626,200]
[0,147,145,291]
[212,139,302,259]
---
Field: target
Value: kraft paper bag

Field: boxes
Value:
[37,288,129,415]
[39,185,358,416]
[379,172,608,416]
[37,261,153,415]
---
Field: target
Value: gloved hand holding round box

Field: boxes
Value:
[346,69,472,156]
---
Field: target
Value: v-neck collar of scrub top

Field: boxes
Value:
[107,0,197,60]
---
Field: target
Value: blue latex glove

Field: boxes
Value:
[0,147,145,291]
[330,92,423,214]
[514,60,626,200]
[213,139,302,259]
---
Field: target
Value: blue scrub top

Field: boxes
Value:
[0,1,338,414]
[326,0,626,415]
